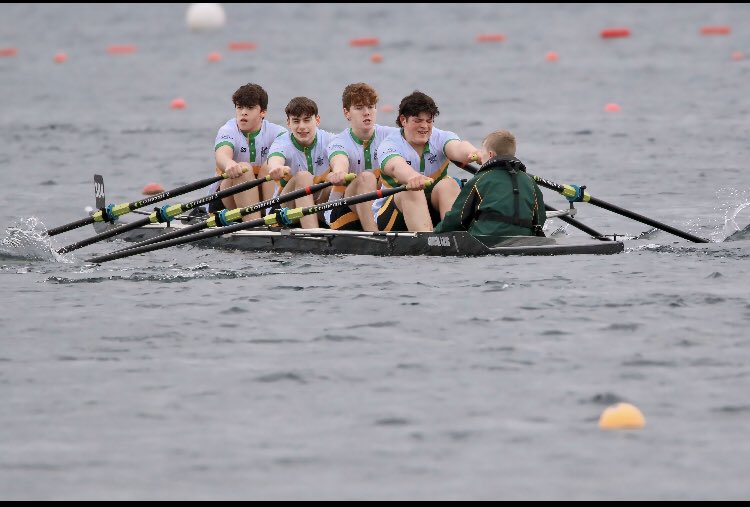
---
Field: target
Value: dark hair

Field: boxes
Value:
[342,83,378,110]
[285,96,319,118]
[396,90,439,127]
[232,83,269,111]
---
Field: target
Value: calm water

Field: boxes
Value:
[1,3,750,500]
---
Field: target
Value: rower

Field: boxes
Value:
[325,83,400,231]
[434,129,546,237]
[267,97,336,229]
[373,91,479,232]
[209,83,287,221]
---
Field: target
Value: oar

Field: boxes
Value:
[530,174,710,243]
[454,161,612,241]
[57,174,270,254]
[86,184,408,264]
[47,169,254,237]
[108,174,354,254]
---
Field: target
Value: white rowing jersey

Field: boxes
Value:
[208,118,287,198]
[326,125,400,177]
[268,129,335,184]
[372,127,460,217]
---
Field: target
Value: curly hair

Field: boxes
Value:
[232,83,269,111]
[342,83,378,109]
[396,90,439,127]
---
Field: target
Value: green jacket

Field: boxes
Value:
[435,157,545,236]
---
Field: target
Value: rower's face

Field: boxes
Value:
[401,113,433,145]
[235,104,265,133]
[287,114,320,146]
[345,103,377,132]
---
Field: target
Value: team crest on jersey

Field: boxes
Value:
[316,156,325,166]
[261,147,269,157]
[428,154,437,164]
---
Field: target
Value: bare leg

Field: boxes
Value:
[282,172,318,229]
[345,171,378,231]
[431,178,461,219]
[219,173,261,221]
[258,164,276,205]
[394,190,432,231]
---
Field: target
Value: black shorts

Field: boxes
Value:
[375,193,441,232]
[328,206,362,231]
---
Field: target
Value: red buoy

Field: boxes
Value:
[349,37,379,47]
[700,25,730,36]
[107,44,136,54]
[600,28,631,39]
[0,47,18,57]
[228,41,257,51]
[142,183,165,195]
[476,33,505,43]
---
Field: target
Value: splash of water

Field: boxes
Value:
[0,217,72,262]
[712,187,750,242]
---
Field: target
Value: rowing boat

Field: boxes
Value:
[91,215,624,257]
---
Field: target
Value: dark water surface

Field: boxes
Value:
[1,3,749,500]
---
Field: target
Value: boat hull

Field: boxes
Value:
[93,219,624,256]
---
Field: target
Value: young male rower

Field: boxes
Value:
[373,90,479,232]
[434,130,546,237]
[325,83,400,231]
[266,96,336,229]
[210,83,287,221]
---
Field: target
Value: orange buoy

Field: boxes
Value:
[53,52,68,63]
[370,52,383,63]
[476,33,505,43]
[142,183,165,196]
[545,51,559,62]
[107,44,136,54]
[170,98,187,110]
[349,37,379,47]
[604,102,621,113]
[207,51,222,62]
[731,51,744,61]
[600,27,631,39]
[228,41,257,51]
[598,403,646,430]
[0,47,18,57]
[701,25,730,35]
[380,104,394,113]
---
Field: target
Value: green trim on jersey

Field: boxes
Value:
[291,133,318,174]
[215,141,234,151]
[349,128,374,171]
[245,129,261,163]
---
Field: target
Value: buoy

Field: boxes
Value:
[349,37,379,47]
[186,3,226,31]
[604,102,621,113]
[600,27,631,39]
[545,51,559,62]
[731,51,744,61]
[700,25,730,36]
[107,44,136,55]
[228,41,257,51]
[0,47,18,57]
[142,183,165,196]
[476,33,505,43]
[53,52,67,63]
[207,51,222,62]
[598,402,645,429]
[380,104,394,113]
[170,98,187,109]
[370,53,383,63]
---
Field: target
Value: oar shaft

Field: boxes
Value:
[87,185,406,264]
[47,174,225,236]
[586,195,709,243]
[109,181,334,252]
[58,175,269,254]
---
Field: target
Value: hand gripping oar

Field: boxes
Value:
[47,169,255,237]
[530,175,710,243]
[57,174,270,254]
[86,184,409,264]
[109,174,355,253]
[453,161,612,241]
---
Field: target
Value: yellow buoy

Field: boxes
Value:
[598,402,646,430]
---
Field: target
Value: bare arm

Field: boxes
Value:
[382,155,432,190]
[327,153,350,185]
[444,139,480,165]
[215,145,251,178]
